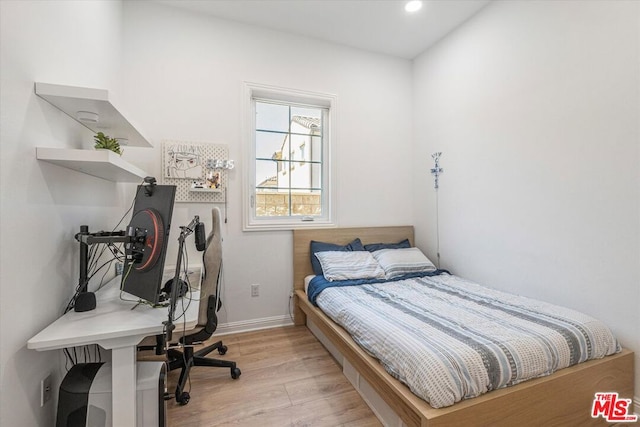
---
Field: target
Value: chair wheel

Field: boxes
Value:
[231,367,241,379]
[218,345,227,355]
[177,391,190,405]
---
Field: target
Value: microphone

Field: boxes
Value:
[195,222,206,252]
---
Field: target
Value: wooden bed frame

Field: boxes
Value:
[293,226,634,427]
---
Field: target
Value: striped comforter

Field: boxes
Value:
[313,273,620,408]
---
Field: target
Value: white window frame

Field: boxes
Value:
[242,82,337,231]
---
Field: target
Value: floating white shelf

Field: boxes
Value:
[35,82,152,148]
[189,187,223,193]
[36,148,147,182]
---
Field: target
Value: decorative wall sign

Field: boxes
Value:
[162,140,230,203]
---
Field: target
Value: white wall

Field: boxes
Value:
[4,1,636,424]
[0,1,127,425]
[413,0,640,402]
[120,2,414,329]
[0,2,412,423]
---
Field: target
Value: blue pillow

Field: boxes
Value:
[364,238,411,252]
[310,238,364,275]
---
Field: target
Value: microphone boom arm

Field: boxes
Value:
[164,215,200,342]
[183,216,200,234]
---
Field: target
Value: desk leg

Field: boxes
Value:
[111,346,137,427]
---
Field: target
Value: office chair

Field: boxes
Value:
[165,207,241,405]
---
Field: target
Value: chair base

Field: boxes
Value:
[166,339,241,405]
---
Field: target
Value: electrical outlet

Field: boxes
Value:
[251,284,260,297]
[41,374,52,407]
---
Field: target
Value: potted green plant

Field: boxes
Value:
[93,132,123,155]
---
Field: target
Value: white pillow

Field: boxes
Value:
[372,247,436,279]
[314,251,386,282]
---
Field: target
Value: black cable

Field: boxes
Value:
[178,249,192,398]
[96,258,113,291]
[63,230,101,315]
[108,242,126,261]
[62,180,147,369]
[87,256,117,283]
[85,244,99,278]
[288,291,295,323]
[63,348,73,370]
[110,180,144,233]
[64,179,145,314]
[172,244,193,323]
[88,241,108,275]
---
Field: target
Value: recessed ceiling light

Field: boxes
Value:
[405,0,423,13]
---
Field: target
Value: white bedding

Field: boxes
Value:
[313,273,620,408]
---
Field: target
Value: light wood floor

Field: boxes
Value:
[139,326,382,427]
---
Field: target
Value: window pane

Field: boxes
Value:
[290,134,308,162]
[290,136,321,162]
[247,84,333,228]
[289,163,322,190]
[310,162,322,189]
[310,136,322,162]
[256,130,287,160]
[256,102,289,132]
[291,189,322,216]
[291,106,322,136]
[290,118,321,136]
[255,190,291,217]
[255,109,321,216]
[289,159,311,189]
[255,159,279,189]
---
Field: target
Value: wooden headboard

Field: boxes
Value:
[292,226,414,324]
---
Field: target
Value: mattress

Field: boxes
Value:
[310,273,621,408]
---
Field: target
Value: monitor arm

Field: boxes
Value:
[73,225,148,312]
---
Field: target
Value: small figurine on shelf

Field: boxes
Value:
[206,171,220,189]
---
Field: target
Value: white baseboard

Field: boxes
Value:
[215,314,294,336]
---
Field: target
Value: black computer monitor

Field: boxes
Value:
[121,184,176,305]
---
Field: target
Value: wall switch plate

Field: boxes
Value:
[41,374,52,407]
[251,284,260,297]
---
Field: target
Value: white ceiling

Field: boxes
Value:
[156,0,490,59]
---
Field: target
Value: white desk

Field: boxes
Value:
[28,277,199,427]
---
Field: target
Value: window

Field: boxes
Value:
[243,83,336,230]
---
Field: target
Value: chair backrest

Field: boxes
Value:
[198,207,222,327]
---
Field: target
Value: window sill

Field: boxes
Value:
[243,219,336,232]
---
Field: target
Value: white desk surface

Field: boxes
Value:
[28,275,200,427]
[28,276,200,351]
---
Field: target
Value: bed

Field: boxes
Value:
[293,226,634,427]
